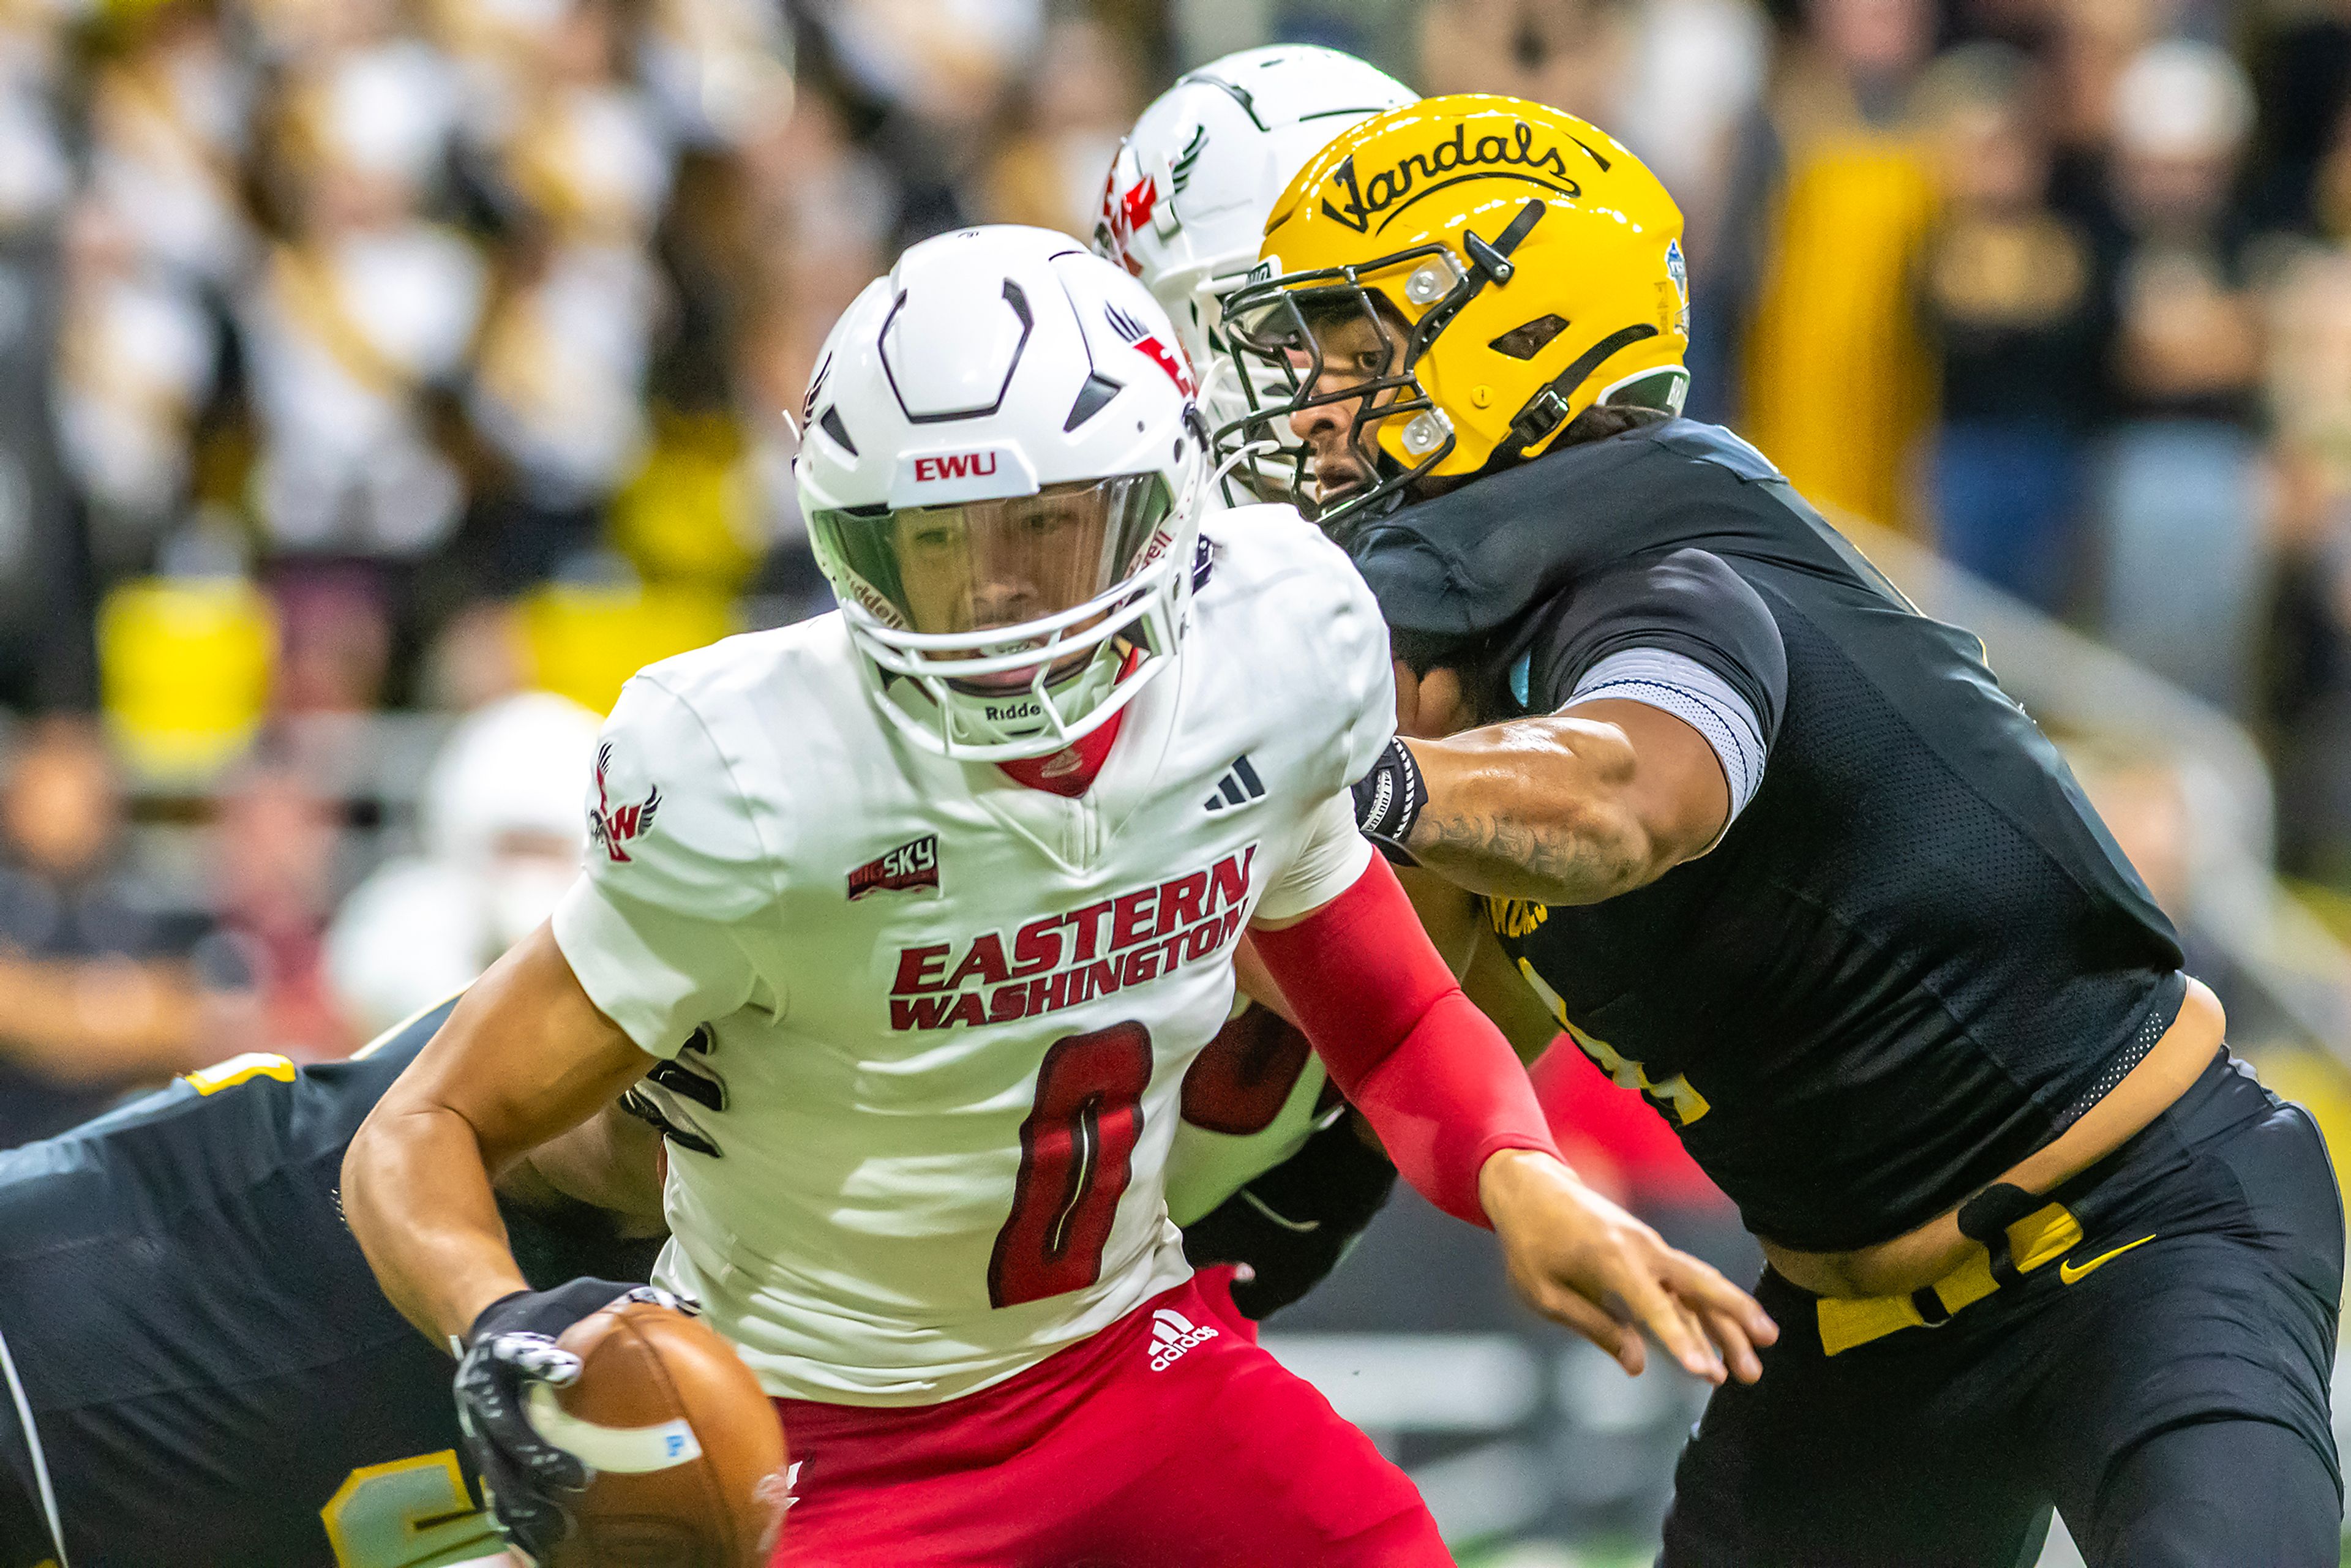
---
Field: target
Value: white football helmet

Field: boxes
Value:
[419,691,602,943]
[1093,45,1416,478]
[797,225,1209,762]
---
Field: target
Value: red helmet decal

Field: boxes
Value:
[1105,303,1197,399]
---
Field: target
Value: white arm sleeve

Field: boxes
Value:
[550,673,774,1059]
[1254,790,1376,924]
[1567,647,1771,823]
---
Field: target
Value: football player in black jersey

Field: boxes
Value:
[0,998,666,1568]
[1220,94,2342,1566]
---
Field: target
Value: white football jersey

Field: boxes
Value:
[552,505,1393,1405]
[1158,471,1340,1226]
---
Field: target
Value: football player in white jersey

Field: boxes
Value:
[1093,45,1425,1316]
[342,227,1772,1566]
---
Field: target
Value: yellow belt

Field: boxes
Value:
[1815,1201,2084,1357]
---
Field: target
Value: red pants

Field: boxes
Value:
[772,1269,1450,1566]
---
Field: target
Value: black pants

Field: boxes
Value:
[1662,1053,2344,1567]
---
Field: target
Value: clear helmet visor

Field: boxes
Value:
[810,473,1187,759]
[810,472,1173,654]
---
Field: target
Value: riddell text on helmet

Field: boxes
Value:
[888,846,1254,1031]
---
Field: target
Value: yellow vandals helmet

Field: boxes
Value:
[1217,95,1690,534]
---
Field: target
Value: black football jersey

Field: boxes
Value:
[0,998,658,1568]
[1349,418,2187,1251]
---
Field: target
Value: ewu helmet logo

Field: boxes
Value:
[1319,122,1608,234]
[912,451,999,483]
[590,743,661,864]
[1147,1307,1219,1371]
[848,834,940,900]
[1106,303,1198,397]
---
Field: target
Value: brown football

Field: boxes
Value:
[530,1298,791,1568]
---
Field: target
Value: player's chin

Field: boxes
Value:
[1309,465,1371,517]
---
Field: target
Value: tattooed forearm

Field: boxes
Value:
[1408,803,1654,907]
[1397,708,1708,907]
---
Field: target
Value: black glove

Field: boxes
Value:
[455,1278,656,1560]
[1181,1116,1398,1319]
[1350,736,1427,866]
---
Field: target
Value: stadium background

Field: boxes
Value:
[2,0,2350,1559]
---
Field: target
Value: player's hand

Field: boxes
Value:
[1479,1147,1777,1385]
[1392,660,1474,740]
[456,1278,670,1559]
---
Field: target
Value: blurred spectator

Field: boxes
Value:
[734,85,902,606]
[0,4,72,237]
[238,17,481,564]
[83,1,258,290]
[1420,0,1639,125]
[419,596,538,710]
[2251,0,2351,235]
[1615,0,1770,269]
[328,690,597,1034]
[0,717,249,1148]
[637,0,797,151]
[1721,0,1940,527]
[815,0,1043,238]
[980,12,1142,238]
[464,0,675,585]
[1420,0,1770,377]
[209,759,351,1061]
[1915,44,2106,610]
[53,198,220,580]
[2263,435,2351,887]
[2091,39,2266,711]
[271,563,394,713]
[2042,0,2163,198]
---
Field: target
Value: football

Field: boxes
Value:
[527,1297,791,1567]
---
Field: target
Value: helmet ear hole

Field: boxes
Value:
[1489,315,1569,361]
[1599,366,1690,415]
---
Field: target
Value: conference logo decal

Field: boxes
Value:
[848,834,940,900]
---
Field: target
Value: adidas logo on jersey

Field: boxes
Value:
[1202,755,1265,812]
[1147,1307,1218,1371]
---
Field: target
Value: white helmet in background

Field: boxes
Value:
[797,225,1208,762]
[329,690,600,1035]
[419,691,602,943]
[1093,47,1417,458]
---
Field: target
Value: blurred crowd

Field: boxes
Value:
[9,0,2351,1136]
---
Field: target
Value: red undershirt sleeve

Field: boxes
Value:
[1248,854,1562,1226]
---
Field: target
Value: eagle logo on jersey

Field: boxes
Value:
[1106,302,1198,398]
[590,743,662,865]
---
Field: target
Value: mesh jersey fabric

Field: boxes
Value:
[1349,418,2186,1251]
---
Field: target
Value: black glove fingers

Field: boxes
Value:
[456,1275,662,1551]
[475,1449,574,1558]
